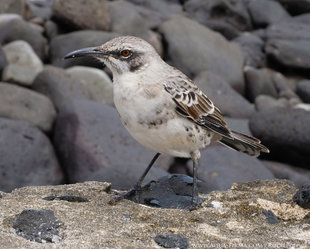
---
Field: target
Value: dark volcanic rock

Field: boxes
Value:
[247,0,290,28]
[184,0,252,31]
[250,108,310,167]
[54,100,169,182]
[233,33,265,67]
[13,209,61,243]
[52,0,110,30]
[0,18,46,60]
[195,71,254,118]
[0,118,63,192]
[296,80,310,103]
[154,234,189,249]
[50,30,119,68]
[159,15,244,93]
[293,184,310,209]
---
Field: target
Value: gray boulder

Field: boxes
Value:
[0,0,27,17]
[233,32,265,68]
[0,18,46,60]
[2,40,43,85]
[0,118,63,192]
[225,117,252,136]
[188,146,274,192]
[32,66,113,110]
[244,67,279,102]
[50,30,119,68]
[194,71,254,118]
[265,21,310,70]
[53,100,171,182]
[184,0,252,32]
[0,82,56,132]
[250,108,310,167]
[52,0,110,30]
[159,15,245,93]
[247,0,290,28]
[296,80,310,103]
[254,95,289,112]
[66,66,114,106]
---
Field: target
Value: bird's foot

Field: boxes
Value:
[112,185,142,204]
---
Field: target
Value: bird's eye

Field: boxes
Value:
[120,50,132,57]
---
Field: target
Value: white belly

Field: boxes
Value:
[113,80,212,158]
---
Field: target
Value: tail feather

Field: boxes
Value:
[219,130,269,157]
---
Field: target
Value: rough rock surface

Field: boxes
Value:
[0,118,63,192]
[159,15,245,93]
[2,40,43,85]
[0,82,56,132]
[0,180,309,248]
[52,0,110,30]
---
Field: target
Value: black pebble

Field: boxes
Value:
[293,184,310,209]
[154,234,189,249]
[262,210,279,224]
[13,209,61,243]
[43,195,89,202]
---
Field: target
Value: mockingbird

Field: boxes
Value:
[65,36,269,210]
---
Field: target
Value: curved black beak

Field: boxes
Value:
[64,46,107,59]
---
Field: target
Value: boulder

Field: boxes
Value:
[52,0,110,30]
[159,15,245,93]
[0,118,63,192]
[2,40,43,85]
[296,80,310,103]
[0,82,56,132]
[50,30,119,68]
[0,0,27,17]
[53,100,171,182]
[194,71,254,118]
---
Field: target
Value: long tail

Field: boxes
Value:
[219,130,269,157]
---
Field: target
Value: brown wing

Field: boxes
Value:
[163,79,233,139]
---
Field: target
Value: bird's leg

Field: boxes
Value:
[114,153,161,203]
[190,151,200,211]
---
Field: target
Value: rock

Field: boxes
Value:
[25,0,54,19]
[109,0,161,34]
[52,0,110,30]
[262,210,279,224]
[262,160,310,188]
[50,30,119,68]
[44,20,59,40]
[296,80,310,103]
[255,95,288,111]
[233,33,265,67]
[294,184,310,209]
[225,117,252,136]
[86,163,170,190]
[53,100,171,182]
[189,146,274,192]
[32,66,114,109]
[275,0,310,14]
[247,0,290,28]
[154,234,189,249]
[194,71,254,118]
[0,18,46,60]
[249,108,310,167]
[203,19,241,40]
[159,15,245,93]
[13,209,61,243]
[1,180,309,248]
[244,67,279,102]
[265,21,310,70]
[292,13,310,24]
[0,82,56,132]
[0,118,63,192]
[0,0,27,17]
[2,40,43,85]
[184,0,252,31]
[0,46,7,75]
[66,66,114,106]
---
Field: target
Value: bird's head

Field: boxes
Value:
[64,36,160,75]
